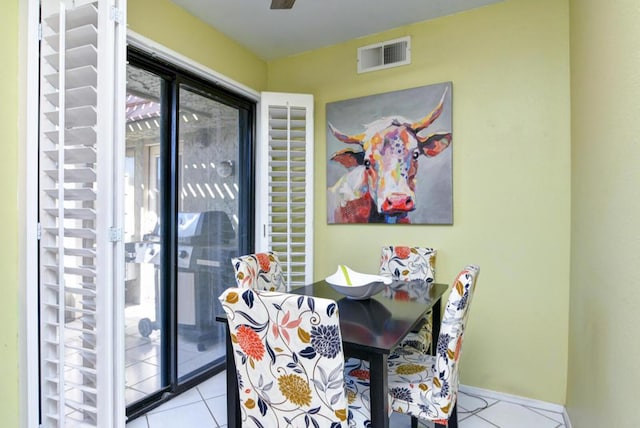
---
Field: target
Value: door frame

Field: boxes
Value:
[127,31,260,103]
[21,0,43,427]
[21,24,262,427]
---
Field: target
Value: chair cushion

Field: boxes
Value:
[219,288,375,427]
[345,379,375,427]
[395,312,433,354]
[343,359,393,426]
[380,246,437,353]
[231,251,286,291]
[386,350,454,422]
[379,246,436,282]
[345,352,454,424]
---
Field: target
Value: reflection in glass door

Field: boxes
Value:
[124,49,254,417]
[124,65,165,406]
[175,86,240,378]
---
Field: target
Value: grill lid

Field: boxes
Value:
[144,210,235,245]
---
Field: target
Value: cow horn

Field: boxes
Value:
[411,87,448,133]
[329,123,365,146]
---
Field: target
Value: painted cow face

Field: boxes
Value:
[329,89,452,219]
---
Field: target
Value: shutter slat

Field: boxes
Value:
[44,126,96,145]
[45,85,98,109]
[44,146,97,163]
[44,167,96,183]
[43,207,96,220]
[45,44,98,71]
[45,3,98,32]
[45,65,98,90]
[45,24,97,51]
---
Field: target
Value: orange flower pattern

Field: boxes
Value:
[231,251,286,292]
[219,287,375,427]
[236,325,265,361]
[394,246,412,259]
[256,252,271,272]
[348,368,370,381]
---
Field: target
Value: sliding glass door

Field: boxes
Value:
[123,64,166,406]
[123,49,254,417]
[175,85,244,377]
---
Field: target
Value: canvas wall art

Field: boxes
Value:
[326,81,453,224]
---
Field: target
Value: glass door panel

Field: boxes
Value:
[124,48,254,418]
[176,85,239,379]
[124,65,165,405]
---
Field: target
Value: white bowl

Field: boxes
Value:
[325,265,392,300]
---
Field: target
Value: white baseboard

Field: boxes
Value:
[459,384,567,415]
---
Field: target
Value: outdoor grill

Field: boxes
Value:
[128,210,237,351]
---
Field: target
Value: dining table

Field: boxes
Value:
[219,279,449,428]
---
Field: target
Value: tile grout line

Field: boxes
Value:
[473,410,503,428]
[473,400,566,428]
[463,397,500,419]
[525,404,566,426]
[197,384,221,427]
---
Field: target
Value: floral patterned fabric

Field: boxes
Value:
[218,287,374,427]
[379,246,437,281]
[379,246,437,354]
[386,265,480,425]
[231,251,286,292]
[344,265,479,426]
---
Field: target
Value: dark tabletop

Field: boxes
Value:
[289,280,448,355]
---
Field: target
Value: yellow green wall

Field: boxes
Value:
[268,0,570,403]
[0,0,20,425]
[128,0,267,91]
[12,0,636,423]
[567,0,640,426]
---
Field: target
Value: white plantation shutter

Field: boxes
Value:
[38,0,126,426]
[258,93,314,289]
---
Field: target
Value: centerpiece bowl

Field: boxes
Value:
[325,265,392,300]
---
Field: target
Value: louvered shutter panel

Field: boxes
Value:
[38,0,126,426]
[258,93,314,289]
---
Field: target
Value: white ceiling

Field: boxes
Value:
[169,0,503,60]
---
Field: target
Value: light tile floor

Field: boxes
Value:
[126,371,567,428]
[124,300,226,406]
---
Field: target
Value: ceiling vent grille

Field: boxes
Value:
[357,36,411,73]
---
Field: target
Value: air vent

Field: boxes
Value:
[357,36,411,73]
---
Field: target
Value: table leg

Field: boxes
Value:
[431,297,442,356]
[368,353,389,428]
[225,324,240,428]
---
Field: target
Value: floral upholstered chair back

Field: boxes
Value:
[430,265,480,415]
[379,246,437,282]
[380,246,437,353]
[231,251,286,292]
[219,287,351,427]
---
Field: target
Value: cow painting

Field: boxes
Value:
[326,83,453,224]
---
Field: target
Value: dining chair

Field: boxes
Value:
[231,251,286,291]
[346,265,480,428]
[219,287,379,427]
[379,246,437,354]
